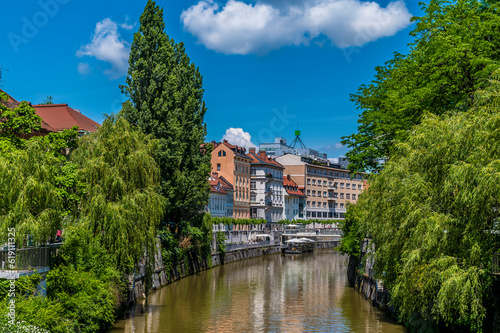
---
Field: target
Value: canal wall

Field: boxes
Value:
[128,240,340,305]
[127,244,283,305]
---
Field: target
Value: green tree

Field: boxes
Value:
[70,115,165,274]
[120,0,211,226]
[40,96,54,105]
[342,0,500,172]
[0,92,43,151]
[345,76,500,330]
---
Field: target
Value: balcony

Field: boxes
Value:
[327,196,335,201]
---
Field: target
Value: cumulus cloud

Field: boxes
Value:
[181,0,412,54]
[222,128,259,152]
[77,62,90,75]
[77,18,130,79]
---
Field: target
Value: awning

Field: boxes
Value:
[298,238,315,243]
[285,238,306,243]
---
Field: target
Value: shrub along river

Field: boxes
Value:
[110,250,405,332]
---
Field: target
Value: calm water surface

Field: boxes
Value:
[110,250,405,332]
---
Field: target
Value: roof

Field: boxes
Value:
[210,180,227,194]
[214,141,252,160]
[218,176,234,191]
[33,104,100,132]
[0,88,21,109]
[284,176,306,197]
[247,151,284,169]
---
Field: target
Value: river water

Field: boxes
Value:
[110,250,405,332]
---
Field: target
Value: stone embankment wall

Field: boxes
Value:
[347,255,393,312]
[129,240,339,305]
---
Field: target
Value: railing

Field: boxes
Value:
[283,228,343,236]
[225,240,271,252]
[0,245,60,271]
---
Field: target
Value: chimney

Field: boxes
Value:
[287,174,291,180]
[212,172,219,180]
[260,151,266,159]
[223,139,228,143]
[249,147,256,153]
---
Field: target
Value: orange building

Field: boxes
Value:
[211,140,252,219]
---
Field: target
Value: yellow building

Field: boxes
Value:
[276,154,365,220]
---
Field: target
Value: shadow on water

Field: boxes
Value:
[110,250,405,333]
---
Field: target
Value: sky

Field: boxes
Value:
[0,0,423,159]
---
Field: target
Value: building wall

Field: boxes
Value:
[283,194,301,220]
[250,164,284,222]
[277,154,365,221]
[207,192,227,217]
[211,144,251,219]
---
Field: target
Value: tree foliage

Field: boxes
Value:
[342,0,500,172]
[343,74,500,330]
[120,0,212,225]
[71,115,165,274]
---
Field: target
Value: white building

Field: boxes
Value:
[247,148,284,223]
[283,175,306,220]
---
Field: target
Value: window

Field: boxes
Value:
[334,182,338,188]
[340,203,344,208]
[323,192,327,197]
[312,190,316,196]
[340,183,344,189]
[358,184,362,190]
[218,151,222,157]
[340,193,344,199]
[217,163,221,171]
[307,190,311,195]
[352,194,356,200]
[334,203,338,208]
[346,183,350,189]
[323,212,328,218]
[334,172,338,177]
[312,212,317,218]
[333,193,338,198]
[312,201,316,207]
[323,181,327,186]
[223,151,226,156]
[323,202,326,208]
[312,179,316,185]
[346,194,350,199]
[317,181,321,187]
[307,201,310,207]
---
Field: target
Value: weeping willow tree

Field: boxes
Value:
[344,71,500,331]
[70,115,165,274]
[0,92,79,246]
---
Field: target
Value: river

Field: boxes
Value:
[110,250,405,332]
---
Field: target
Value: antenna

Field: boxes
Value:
[290,124,306,149]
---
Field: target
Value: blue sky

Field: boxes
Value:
[0,0,423,159]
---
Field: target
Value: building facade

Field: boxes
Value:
[283,175,306,220]
[247,148,284,223]
[207,172,234,218]
[276,154,365,220]
[211,140,252,219]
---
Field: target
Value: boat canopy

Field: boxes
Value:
[285,238,306,243]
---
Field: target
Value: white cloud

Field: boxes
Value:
[181,0,412,54]
[335,142,344,149]
[77,18,130,79]
[77,62,90,75]
[328,157,339,164]
[222,128,259,152]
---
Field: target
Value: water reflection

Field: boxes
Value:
[110,251,404,333]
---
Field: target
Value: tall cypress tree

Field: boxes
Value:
[120,0,211,225]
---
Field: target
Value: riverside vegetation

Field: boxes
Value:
[0,1,217,332]
[340,0,500,332]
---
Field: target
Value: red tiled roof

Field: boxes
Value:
[247,151,284,168]
[283,176,306,197]
[0,88,22,110]
[210,180,227,194]
[33,104,100,132]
